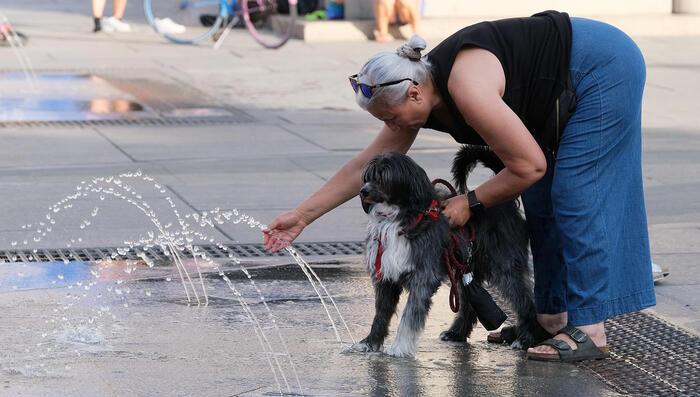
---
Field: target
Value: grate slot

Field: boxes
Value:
[0,242,363,264]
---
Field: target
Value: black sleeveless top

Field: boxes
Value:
[423,10,573,149]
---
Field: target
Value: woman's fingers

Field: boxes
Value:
[263,227,292,253]
[271,235,290,253]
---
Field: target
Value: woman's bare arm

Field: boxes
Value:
[441,48,546,226]
[296,124,419,223]
[263,124,418,252]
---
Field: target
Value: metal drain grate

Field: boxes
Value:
[492,292,700,396]
[0,241,365,264]
[0,116,253,129]
[577,311,700,396]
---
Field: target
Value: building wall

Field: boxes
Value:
[345,0,674,20]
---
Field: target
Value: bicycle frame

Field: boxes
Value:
[146,0,296,48]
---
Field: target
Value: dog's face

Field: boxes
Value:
[360,152,434,214]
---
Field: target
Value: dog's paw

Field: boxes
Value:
[510,332,535,350]
[439,330,466,342]
[383,344,416,358]
[342,341,379,354]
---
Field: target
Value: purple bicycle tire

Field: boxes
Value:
[242,0,297,49]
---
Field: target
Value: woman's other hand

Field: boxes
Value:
[263,210,309,253]
[440,195,471,228]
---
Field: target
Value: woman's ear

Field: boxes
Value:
[407,85,422,103]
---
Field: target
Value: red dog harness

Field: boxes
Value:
[374,199,440,280]
[373,180,477,313]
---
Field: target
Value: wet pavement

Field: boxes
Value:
[0,1,699,395]
[0,260,616,396]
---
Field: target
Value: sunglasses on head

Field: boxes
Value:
[349,74,419,99]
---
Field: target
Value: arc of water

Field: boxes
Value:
[105,180,298,394]
[284,248,342,342]
[1,16,36,84]
[19,172,365,395]
[72,175,296,393]
[49,184,289,395]
[83,180,202,304]
[189,240,303,394]
[172,244,208,305]
[217,273,285,394]
[284,246,356,344]
[208,209,357,345]
[165,242,196,304]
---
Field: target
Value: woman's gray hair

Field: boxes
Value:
[355,35,432,110]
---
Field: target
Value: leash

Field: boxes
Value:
[373,179,477,314]
[444,222,475,313]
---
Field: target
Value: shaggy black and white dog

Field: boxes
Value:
[346,146,541,358]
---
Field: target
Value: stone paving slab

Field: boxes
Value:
[0,127,130,167]
[167,174,326,211]
[95,124,325,161]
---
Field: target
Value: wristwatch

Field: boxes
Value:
[467,190,485,216]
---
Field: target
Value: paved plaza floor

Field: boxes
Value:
[0,1,699,395]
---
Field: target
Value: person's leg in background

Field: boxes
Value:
[373,0,396,43]
[395,0,420,36]
[92,0,107,32]
[113,0,128,19]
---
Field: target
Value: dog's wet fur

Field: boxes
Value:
[346,146,539,357]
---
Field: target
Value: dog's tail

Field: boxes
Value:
[451,145,505,194]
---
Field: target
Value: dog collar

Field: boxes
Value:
[416,200,440,223]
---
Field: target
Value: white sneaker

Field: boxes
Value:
[652,262,670,283]
[154,17,186,35]
[102,16,131,33]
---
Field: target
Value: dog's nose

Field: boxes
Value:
[360,183,371,197]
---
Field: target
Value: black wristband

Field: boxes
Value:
[467,190,485,215]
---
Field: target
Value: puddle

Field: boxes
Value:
[0,73,151,122]
[0,73,234,123]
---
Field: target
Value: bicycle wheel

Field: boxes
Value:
[242,0,297,49]
[144,0,225,44]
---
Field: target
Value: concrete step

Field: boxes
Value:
[271,14,700,43]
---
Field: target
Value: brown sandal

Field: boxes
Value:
[527,325,610,362]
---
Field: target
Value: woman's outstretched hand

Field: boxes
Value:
[263,210,309,253]
[440,195,472,228]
